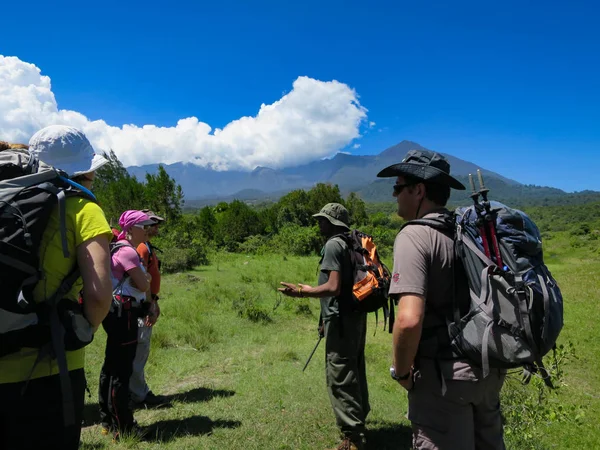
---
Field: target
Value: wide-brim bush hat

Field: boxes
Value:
[312,203,350,230]
[377,149,466,190]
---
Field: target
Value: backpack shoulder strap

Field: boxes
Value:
[110,241,130,255]
[402,213,456,238]
[109,241,133,289]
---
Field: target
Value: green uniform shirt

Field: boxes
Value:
[318,236,354,320]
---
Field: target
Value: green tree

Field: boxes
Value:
[198,206,217,240]
[276,190,311,228]
[307,183,344,214]
[144,165,184,222]
[345,192,368,226]
[93,150,146,225]
[215,200,264,251]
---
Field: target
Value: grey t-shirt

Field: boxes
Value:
[390,210,478,380]
[318,236,353,321]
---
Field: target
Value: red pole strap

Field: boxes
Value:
[479,224,492,260]
[487,221,504,268]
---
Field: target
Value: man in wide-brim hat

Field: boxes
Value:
[379,150,506,450]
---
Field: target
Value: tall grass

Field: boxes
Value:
[80,233,597,449]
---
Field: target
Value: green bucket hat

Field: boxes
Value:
[312,203,350,230]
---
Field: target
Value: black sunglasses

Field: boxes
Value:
[393,183,413,195]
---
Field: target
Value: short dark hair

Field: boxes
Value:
[404,175,450,206]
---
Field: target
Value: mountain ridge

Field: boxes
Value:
[126,140,597,206]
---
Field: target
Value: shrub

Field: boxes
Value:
[359,225,398,258]
[270,224,321,256]
[238,234,272,255]
[153,217,211,272]
[570,223,591,236]
[501,342,584,449]
[294,302,313,317]
[232,292,273,324]
[160,248,202,273]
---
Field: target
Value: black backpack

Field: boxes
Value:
[0,147,97,424]
[143,241,162,271]
[406,201,563,387]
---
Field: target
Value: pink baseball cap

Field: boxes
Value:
[117,210,156,240]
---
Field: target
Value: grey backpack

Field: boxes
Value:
[406,201,563,387]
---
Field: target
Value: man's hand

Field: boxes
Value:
[278,282,311,298]
[392,366,414,391]
[397,376,414,392]
[145,301,160,326]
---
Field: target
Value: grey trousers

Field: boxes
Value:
[129,318,152,402]
[324,311,370,438]
[407,360,506,450]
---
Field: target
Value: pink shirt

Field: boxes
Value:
[111,240,142,280]
[111,240,148,301]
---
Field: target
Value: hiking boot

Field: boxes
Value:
[328,436,365,450]
[100,422,115,436]
[141,391,171,408]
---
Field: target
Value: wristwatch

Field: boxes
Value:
[390,366,411,381]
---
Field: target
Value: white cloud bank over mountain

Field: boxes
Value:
[0,55,368,170]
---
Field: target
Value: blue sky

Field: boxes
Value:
[2,0,599,191]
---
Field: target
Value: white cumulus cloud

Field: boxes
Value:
[0,55,368,170]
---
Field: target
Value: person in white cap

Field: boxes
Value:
[0,125,114,450]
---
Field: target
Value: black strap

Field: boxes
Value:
[21,266,82,426]
[515,282,553,388]
[0,252,38,276]
[49,306,75,425]
[402,214,455,235]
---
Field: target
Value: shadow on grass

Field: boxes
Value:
[81,386,235,426]
[165,386,235,403]
[82,402,102,427]
[366,420,413,450]
[144,415,241,443]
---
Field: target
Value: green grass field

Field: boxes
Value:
[80,234,599,449]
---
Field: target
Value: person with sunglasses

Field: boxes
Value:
[98,210,155,440]
[130,210,170,409]
[378,150,505,450]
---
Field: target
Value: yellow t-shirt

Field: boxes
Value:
[0,196,112,383]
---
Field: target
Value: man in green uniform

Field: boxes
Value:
[280,203,369,450]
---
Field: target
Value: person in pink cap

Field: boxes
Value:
[98,210,155,440]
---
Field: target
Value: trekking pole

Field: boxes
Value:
[476,170,504,268]
[468,173,479,204]
[302,335,323,372]
[469,173,492,260]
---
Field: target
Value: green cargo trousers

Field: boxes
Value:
[324,311,370,438]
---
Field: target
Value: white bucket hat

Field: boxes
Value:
[28,125,109,178]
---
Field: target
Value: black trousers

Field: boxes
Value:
[98,301,139,434]
[0,368,86,450]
